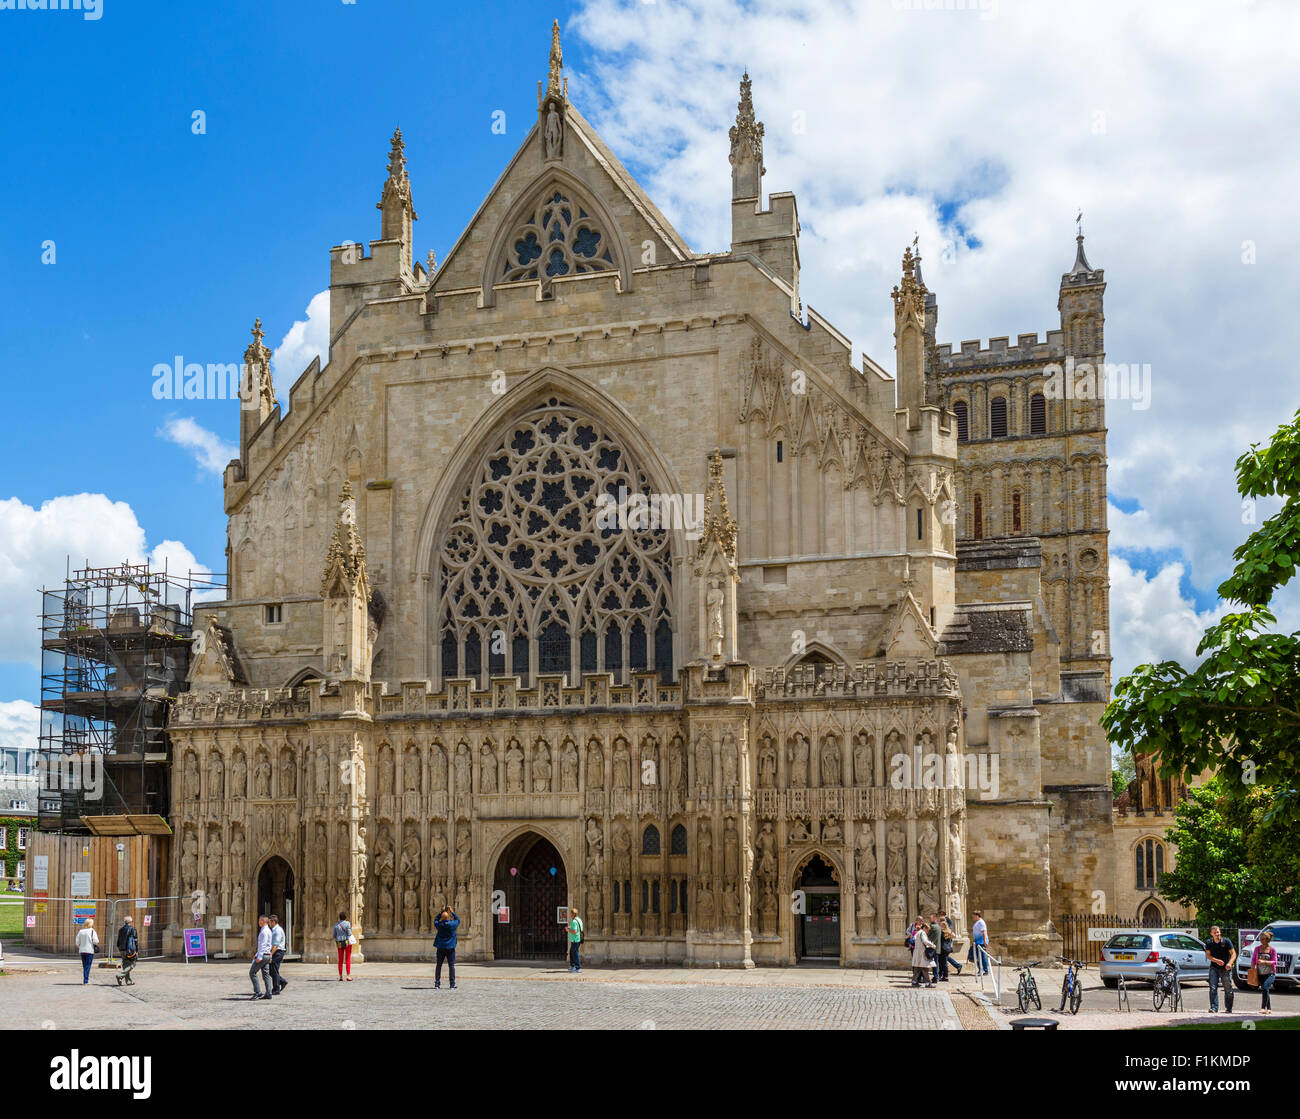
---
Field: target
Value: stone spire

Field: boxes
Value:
[694,448,739,573]
[892,241,929,424]
[1068,213,1094,276]
[321,482,372,681]
[729,71,765,201]
[546,18,564,102]
[377,127,417,270]
[239,317,275,451]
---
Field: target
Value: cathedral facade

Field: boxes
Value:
[167,25,1113,966]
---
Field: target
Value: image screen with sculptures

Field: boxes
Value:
[167,24,1114,969]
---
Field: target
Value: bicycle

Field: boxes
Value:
[1015,961,1043,1012]
[1152,958,1183,1012]
[1056,956,1084,1014]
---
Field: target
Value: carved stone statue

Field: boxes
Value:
[697,882,716,927]
[404,745,421,793]
[454,745,471,793]
[544,105,562,160]
[669,738,685,796]
[207,753,224,801]
[723,817,739,878]
[612,740,630,789]
[430,744,447,792]
[379,747,394,796]
[561,740,578,791]
[231,751,247,799]
[402,885,419,931]
[887,883,906,918]
[181,830,198,886]
[822,816,843,845]
[612,821,631,875]
[821,735,841,786]
[454,827,471,885]
[706,581,725,660]
[532,741,552,792]
[857,881,876,922]
[205,830,223,884]
[695,736,712,789]
[886,823,905,884]
[721,733,738,788]
[253,754,271,798]
[787,733,809,787]
[586,741,604,790]
[853,733,873,786]
[230,827,245,862]
[505,740,525,793]
[400,831,420,882]
[919,819,939,881]
[231,881,245,921]
[755,820,777,884]
[314,747,329,795]
[379,883,394,928]
[280,749,296,797]
[698,819,713,874]
[480,742,498,793]
[758,737,776,788]
[856,828,876,883]
[722,882,741,928]
[184,752,199,797]
[584,817,603,876]
[949,819,963,876]
[790,817,811,843]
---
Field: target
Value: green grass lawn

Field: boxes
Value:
[0,899,25,938]
[1144,1016,1300,1031]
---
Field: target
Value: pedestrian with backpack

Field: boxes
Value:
[567,905,584,973]
[115,915,139,986]
[434,905,459,989]
[333,911,355,981]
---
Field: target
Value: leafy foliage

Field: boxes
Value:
[1103,407,1300,824]
[1156,777,1299,925]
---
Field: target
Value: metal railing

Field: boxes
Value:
[974,943,1002,1005]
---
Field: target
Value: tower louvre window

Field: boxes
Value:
[990,397,1008,439]
[973,494,984,540]
[1030,392,1047,435]
[952,399,969,442]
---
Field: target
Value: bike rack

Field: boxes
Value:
[1117,971,1130,1011]
[975,945,1002,1006]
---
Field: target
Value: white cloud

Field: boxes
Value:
[0,494,214,667]
[273,290,329,385]
[158,417,237,475]
[569,0,1300,600]
[0,699,39,757]
[1108,556,1229,682]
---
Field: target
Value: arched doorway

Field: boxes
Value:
[493,832,568,960]
[1140,900,1164,926]
[795,853,840,962]
[257,856,296,955]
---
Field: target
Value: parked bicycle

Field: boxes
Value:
[1152,957,1183,1012]
[1056,956,1084,1014]
[1015,961,1043,1012]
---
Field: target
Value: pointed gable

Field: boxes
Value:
[431,27,695,301]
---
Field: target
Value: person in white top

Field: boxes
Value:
[75,918,100,985]
[268,915,287,994]
[249,915,274,1000]
[971,912,990,975]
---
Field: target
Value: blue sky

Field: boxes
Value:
[1,0,1296,750]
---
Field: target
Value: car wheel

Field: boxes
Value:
[1102,977,1118,989]
[1233,973,1251,991]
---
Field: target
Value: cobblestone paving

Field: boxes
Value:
[1,954,964,1031]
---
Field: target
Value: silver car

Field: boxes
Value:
[1235,922,1300,990]
[1099,929,1209,987]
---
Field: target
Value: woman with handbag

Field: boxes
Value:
[911,916,936,988]
[1248,930,1278,1014]
[333,911,356,981]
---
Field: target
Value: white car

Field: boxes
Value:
[1099,929,1209,987]
[1235,922,1300,990]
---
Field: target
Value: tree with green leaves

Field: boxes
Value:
[1103,406,1300,824]
[1156,777,1299,925]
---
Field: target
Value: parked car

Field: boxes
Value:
[1098,929,1209,987]
[1234,922,1300,991]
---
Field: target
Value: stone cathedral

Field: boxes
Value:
[167,24,1115,967]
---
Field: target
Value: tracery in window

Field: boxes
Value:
[435,398,673,686]
[501,190,616,283]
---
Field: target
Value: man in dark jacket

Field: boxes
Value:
[433,906,459,989]
[115,916,139,986]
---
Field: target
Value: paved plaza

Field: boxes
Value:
[3,947,1296,1030]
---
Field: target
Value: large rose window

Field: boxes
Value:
[436,399,673,685]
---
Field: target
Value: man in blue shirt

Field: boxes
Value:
[268,914,288,994]
[434,906,459,989]
[249,915,273,1000]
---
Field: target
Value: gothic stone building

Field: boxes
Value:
[168,25,1114,966]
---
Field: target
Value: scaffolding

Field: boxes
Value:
[38,560,226,833]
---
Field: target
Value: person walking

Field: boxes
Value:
[333,912,355,981]
[567,906,584,973]
[433,906,459,989]
[268,915,287,994]
[910,916,936,988]
[249,915,273,1000]
[115,915,139,987]
[936,912,959,980]
[940,910,962,975]
[1206,926,1236,1013]
[1249,930,1278,1014]
[928,912,943,984]
[971,911,990,975]
[75,918,99,985]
